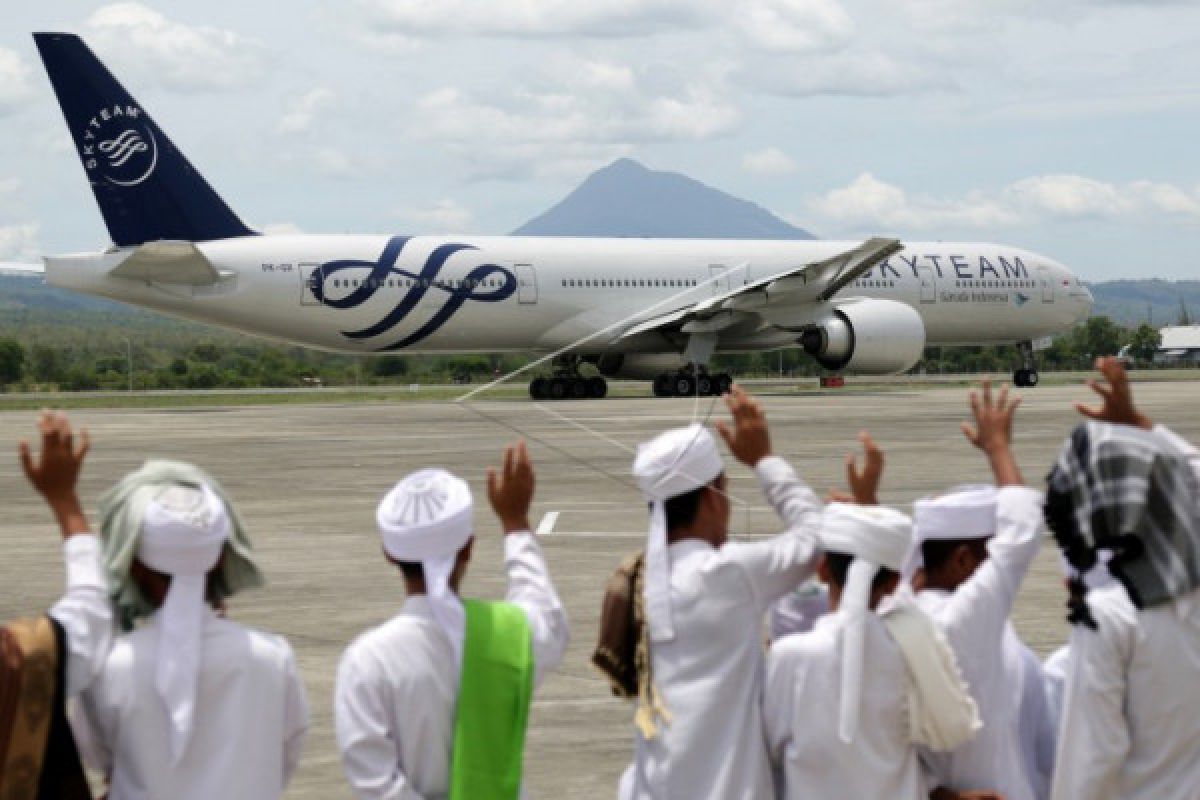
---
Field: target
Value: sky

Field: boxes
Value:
[0,0,1197,281]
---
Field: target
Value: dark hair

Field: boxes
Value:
[663,485,708,531]
[393,560,424,582]
[824,551,899,593]
[921,538,989,573]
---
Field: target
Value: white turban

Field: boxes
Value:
[377,468,474,663]
[821,502,912,744]
[632,424,724,643]
[904,485,998,579]
[136,484,230,764]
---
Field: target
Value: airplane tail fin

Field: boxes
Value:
[33,32,256,247]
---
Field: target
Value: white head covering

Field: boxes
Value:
[632,424,724,643]
[904,485,998,579]
[820,502,912,744]
[136,484,231,765]
[377,468,474,663]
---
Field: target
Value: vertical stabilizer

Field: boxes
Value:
[33,32,255,246]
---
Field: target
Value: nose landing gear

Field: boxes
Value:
[1013,340,1040,388]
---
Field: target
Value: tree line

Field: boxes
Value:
[0,313,1176,392]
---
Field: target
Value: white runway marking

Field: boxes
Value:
[536,511,560,536]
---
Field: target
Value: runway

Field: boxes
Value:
[2,379,1197,798]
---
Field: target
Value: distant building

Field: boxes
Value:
[1155,326,1200,365]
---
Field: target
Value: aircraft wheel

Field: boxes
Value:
[1026,370,1039,387]
[674,373,695,397]
[530,377,548,400]
[1014,368,1039,388]
[696,375,713,396]
[715,373,734,395]
[570,377,589,399]
[549,377,569,400]
[653,374,674,397]
[587,376,608,399]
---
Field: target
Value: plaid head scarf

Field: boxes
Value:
[1045,421,1200,623]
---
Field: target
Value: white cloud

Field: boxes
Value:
[277,88,337,135]
[259,222,305,236]
[357,0,707,40]
[735,0,854,54]
[758,50,955,97]
[411,58,740,177]
[809,172,1200,233]
[742,147,797,175]
[397,199,475,232]
[0,48,33,115]
[0,223,41,261]
[85,3,267,92]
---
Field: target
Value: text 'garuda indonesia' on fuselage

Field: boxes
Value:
[31,32,1093,397]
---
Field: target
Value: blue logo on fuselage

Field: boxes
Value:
[309,236,516,350]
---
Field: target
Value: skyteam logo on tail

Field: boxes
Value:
[79,104,158,187]
[310,236,517,351]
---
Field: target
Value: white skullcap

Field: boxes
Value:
[136,484,231,765]
[377,468,474,663]
[904,485,998,578]
[820,502,913,744]
[633,424,724,643]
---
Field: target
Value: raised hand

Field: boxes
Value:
[1075,356,1152,430]
[19,409,91,537]
[844,431,884,505]
[715,385,772,467]
[487,440,535,534]
[960,380,1024,486]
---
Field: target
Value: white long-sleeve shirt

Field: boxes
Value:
[916,485,1045,800]
[623,456,823,800]
[334,531,569,800]
[765,611,925,799]
[1016,637,1058,800]
[1050,424,1200,800]
[79,609,310,800]
[46,533,112,698]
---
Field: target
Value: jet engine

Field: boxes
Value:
[594,353,688,379]
[798,298,926,374]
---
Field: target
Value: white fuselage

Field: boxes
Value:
[46,234,1093,359]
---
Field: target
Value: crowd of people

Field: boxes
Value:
[1,357,1198,800]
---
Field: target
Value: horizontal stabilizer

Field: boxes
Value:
[0,262,45,276]
[108,240,221,285]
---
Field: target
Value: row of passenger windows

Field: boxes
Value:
[330,277,505,290]
[561,278,699,289]
[853,280,897,288]
[954,280,1036,289]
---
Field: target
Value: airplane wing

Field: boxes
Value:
[0,261,45,276]
[108,240,223,286]
[616,237,903,341]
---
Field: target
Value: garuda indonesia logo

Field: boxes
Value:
[310,236,516,351]
[79,104,158,187]
[1014,292,1031,307]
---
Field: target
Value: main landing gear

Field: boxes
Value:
[529,355,608,400]
[1014,340,1040,388]
[652,367,733,398]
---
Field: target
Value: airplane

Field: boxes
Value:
[13,32,1093,400]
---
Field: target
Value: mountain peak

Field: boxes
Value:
[513,159,815,240]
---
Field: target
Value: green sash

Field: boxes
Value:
[449,599,534,800]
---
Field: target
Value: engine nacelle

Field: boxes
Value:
[594,353,687,379]
[799,298,926,374]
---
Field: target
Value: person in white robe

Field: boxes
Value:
[334,441,568,800]
[905,381,1045,800]
[1047,357,1200,800]
[620,386,824,800]
[78,459,310,800]
[765,502,981,800]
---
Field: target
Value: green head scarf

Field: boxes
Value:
[97,459,264,631]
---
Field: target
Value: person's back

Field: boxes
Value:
[768,612,918,798]
[1053,582,1200,799]
[86,612,305,800]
